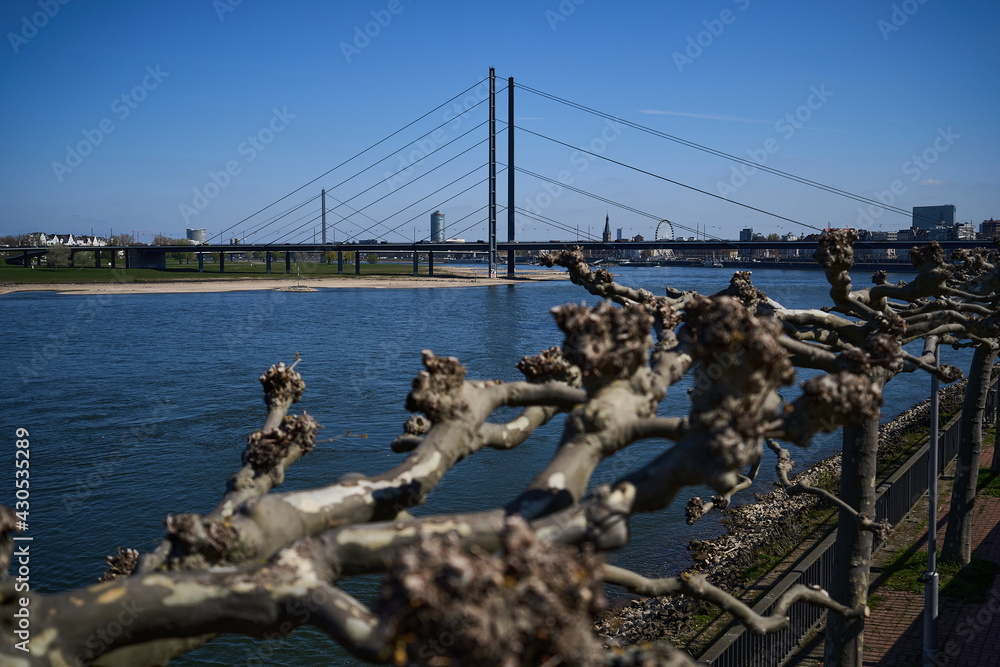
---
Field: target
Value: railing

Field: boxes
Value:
[699,378,994,667]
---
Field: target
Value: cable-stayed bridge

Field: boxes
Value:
[9,69,989,274]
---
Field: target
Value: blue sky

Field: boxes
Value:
[1,0,997,243]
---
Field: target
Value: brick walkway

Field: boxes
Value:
[862,446,1000,667]
[786,446,1000,666]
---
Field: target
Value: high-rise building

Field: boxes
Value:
[186,228,206,243]
[616,228,623,241]
[739,227,754,241]
[912,205,956,230]
[430,211,445,242]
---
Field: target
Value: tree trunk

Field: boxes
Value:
[824,371,885,667]
[942,343,998,564]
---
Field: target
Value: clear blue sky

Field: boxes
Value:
[1,0,997,243]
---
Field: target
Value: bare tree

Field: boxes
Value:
[755,231,998,665]
[940,246,1000,564]
[4,239,979,666]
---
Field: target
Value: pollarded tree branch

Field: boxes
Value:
[779,336,841,373]
[140,351,585,574]
[539,247,665,308]
[479,405,562,450]
[766,439,891,540]
[685,459,760,524]
[137,363,314,574]
[625,416,688,443]
[601,565,868,635]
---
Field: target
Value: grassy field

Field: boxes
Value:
[0,259,472,285]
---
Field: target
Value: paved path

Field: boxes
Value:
[787,446,1000,666]
[862,446,1000,667]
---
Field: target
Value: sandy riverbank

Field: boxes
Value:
[0,267,568,296]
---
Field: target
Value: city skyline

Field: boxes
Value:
[1,1,997,243]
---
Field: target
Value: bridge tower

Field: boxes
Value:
[488,67,497,278]
[507,76,515,277]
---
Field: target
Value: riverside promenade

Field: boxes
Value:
[788,445,1000,666]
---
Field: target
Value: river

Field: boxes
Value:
[0,265,972,666]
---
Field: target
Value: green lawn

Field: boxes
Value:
[881,549,1000,603]
[0,260,465,285]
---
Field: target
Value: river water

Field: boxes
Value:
[0,266,971,666]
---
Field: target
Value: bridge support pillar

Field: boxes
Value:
[266,252,271,274]
[219,253,225,272]
[337,251,343,274]
[428,251,434,276]
[508,76,515,278]
[355,250,361,275]
[95,251,101,269]
[413,251,418,276]
[198,253,204,272]
[110,250,116,269]
[285,252,291,274]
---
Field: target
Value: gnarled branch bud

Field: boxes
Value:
[516,346,580,385]
[782,372,883,447]
[164,513,239,562]
[259,361,305,411]
[98,547,139,583]
[405,350,468,421]
[377,516,607,666]
[244,412,320,469]
[403,414,431,436]
[551,301,653,386]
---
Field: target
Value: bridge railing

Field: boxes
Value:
[698,378,991,667]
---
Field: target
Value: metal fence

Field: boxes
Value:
[699,377,994,667]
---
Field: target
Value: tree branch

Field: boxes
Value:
[601,565,868,635]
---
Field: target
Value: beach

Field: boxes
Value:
[0,267,568,296]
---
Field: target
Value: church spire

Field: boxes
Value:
[603,211,611,242]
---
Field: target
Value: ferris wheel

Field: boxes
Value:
[654,219,675,241]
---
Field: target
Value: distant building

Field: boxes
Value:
[897,228,925,242]
[35,233,107,247]
[867,230,898,260]
[913,205,956,230]
[926,223,975,241]
[980,219,1000,237]
[186,228,206,243]
[603,213,611,243]
[430,211,445,243]
[739,227,754,241]
[616,227,623,241]
[954,223,976,240]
